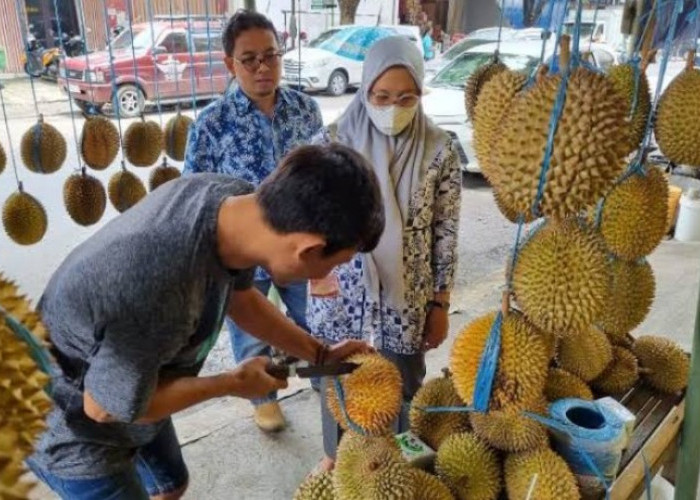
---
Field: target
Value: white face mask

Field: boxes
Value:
[366,103,418,136]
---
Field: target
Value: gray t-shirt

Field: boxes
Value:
[31,174,255,478]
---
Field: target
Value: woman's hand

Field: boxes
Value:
[422,306,449,351]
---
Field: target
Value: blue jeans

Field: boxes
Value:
[226,279,310,406]
[26,420,187,500]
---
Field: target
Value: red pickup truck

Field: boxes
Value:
[59,17,229,117]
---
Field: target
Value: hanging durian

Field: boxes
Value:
[149,157,181,192]
[512,218,609,336]
[123,117,165,167]
[489,37,628,220]
[599,166,668,261]
[164,112,193,162]
[63,169,107,226]
[20,114,67,174]
[80,115,120,170]
[654,51,700,167]
[293,471,334,500]
[505,448,581,500]
[608,63,651,154]
[435,432,502,500]
[2,185,47,245]
[545,368,593,401]
[469,398,550,453]
[592,346,639,394]
[0,141,6,175]
[465,59,506,122]
[108,168,146,213]
[326,353,402,435]
[633,336,689,393]
[557,326,613,382]
[411,470,455,500]
[597,258,655,338]
[409,371,471,451]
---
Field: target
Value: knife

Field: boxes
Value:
[265,360,360,380]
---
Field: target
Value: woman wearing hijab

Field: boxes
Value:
[307,36,461,469]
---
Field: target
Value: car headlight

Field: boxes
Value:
[85,70,105,83]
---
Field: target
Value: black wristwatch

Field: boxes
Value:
[427,300,450,310]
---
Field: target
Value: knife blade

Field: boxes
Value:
[265,361,360,380]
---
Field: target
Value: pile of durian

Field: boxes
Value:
[0,273,53,500]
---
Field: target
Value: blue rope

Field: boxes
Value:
[125,0,143,119]
[495,0,507,56]
[643,453,653,500]
[13,0,40,118]
[473,311,503,412]
[204,0,216,96]
[588,0,602,49]
[332,376,367,435]
[0,85,22,187]
[416,405,476,413]
[100,0,126,159]
[76,0,95,116]
[695,0,700,53]
[184,0,199,118]
[146,0,164,127]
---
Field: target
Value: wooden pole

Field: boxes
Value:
[674,278,700,500]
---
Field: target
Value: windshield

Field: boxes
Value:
[110,26,152,51]
[308,29,341,48]
[430,52,539,89]
[563,22,597,39]
[442,38,492,61]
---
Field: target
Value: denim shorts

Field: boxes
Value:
[27,420,188,500]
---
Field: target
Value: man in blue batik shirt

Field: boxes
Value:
[184,10,323,432]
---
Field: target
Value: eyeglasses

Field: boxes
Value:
[369,91,421,108]
[234,51,283,72]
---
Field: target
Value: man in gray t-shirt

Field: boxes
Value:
[27,144,384,500]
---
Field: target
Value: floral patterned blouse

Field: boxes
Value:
[307,128,462,354]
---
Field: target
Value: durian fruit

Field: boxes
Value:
[435,432,501,500]
[544,368,593,401]
[450,311,549,410]
[411,470,455,500]
[0,141,6,175]
[294,471,334,500]
[599,167,669,261]
[608,63,651,154]
[123,118,165,167]
[654,55,700,167]
[592,346,639,394]
[490,66,628,220]
[326,353,402,435]
[469,398,550,453]
[0,273,47,341]
[512,219,609,335]
[409,372,471,451]
[149,157,181,192]
[633,336,689,393]
[2,186,47,245]
[557,326,613,382]
[505,448,581,500]
[472,69,528,185]
[333,432,416,500]
[108,169,146,213]
[597,259,655,338]
[164,113,193,161]
[63,169,107,226]
[20,114,67,174]
[80,115,120,170]
[465,60,506,122]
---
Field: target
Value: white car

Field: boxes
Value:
[422,40,619,174]
[281,24,423,96]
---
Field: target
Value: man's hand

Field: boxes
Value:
[222,357,289,400]
[421,306,449,351]
[325,339,374,364]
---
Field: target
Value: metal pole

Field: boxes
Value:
[675,279,700,499]
[244,0,256,10]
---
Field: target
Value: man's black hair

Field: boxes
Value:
[222,10,278,57]
[258,144,385,256]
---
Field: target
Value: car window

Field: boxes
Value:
[160,32,189,54]
[192,31,222,52]
[430,52,538,89]
[111,26,150,50]
[308,29,342,48]
[442,38,491,61]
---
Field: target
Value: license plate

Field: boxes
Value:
[68,83,81,94]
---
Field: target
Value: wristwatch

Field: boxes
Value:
[427,299,450,310]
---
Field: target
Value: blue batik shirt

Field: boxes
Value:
[184,84,323,280]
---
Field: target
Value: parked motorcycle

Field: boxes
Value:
[22,31,85,81]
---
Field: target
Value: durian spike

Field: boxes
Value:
[559,34,571,70]
[686,50,696,70]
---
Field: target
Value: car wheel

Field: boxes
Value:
[327,70,348,96]
[115,84,144,118]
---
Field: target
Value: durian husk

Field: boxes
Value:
[435,432,501,500]
[505,448,581,500]
[597,259,655,338]
[599,167,669,261]
[556,326,613,382]
[592,346,639,394]
[80,115,120,170]
[410,469,456,500]
[326,353,402,435]
[633,335,689,393]
[0,273,48,342]
[293,471,334,500]
[0,142,6,175]
[409,374,471,451]
[20,115,67,174]
[654,62,700,167]
[608,63,652,154]
[544,368,593,402]
[333,432,416,500]
[465,60,507,122]
[149,159,181,192]
[63,170,107,226]
[164,113,193,162]
[469,398,550,453]
[123,119,165,167]
[512,218,609,336]
[108,169,146,213]
[2,188,47,246]
[490,67,628,220]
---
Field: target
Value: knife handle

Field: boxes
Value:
[265,361,291,380]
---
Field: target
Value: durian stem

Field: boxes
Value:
[685,50,696,71]
[535,64,548,83]
[638,367,653,375]
[501,290,511,316]
[559,34,571,70]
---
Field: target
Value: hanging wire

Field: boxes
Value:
[168,0,183,113]
[12,0,40,118]
[695,0,700,52]
[77,0,96,117]
[495,0,508,57]
[125,0,144,119]
[204,0,216,97]
[146,0,165,128]
[0,85,22,188]
[587,0,602,51]
[184,0,199,118]
[101,0,126,162]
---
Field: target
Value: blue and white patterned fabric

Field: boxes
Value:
[184,84,323,279]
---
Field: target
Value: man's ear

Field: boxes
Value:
[296,234,327,261]
[224,56,236,77]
